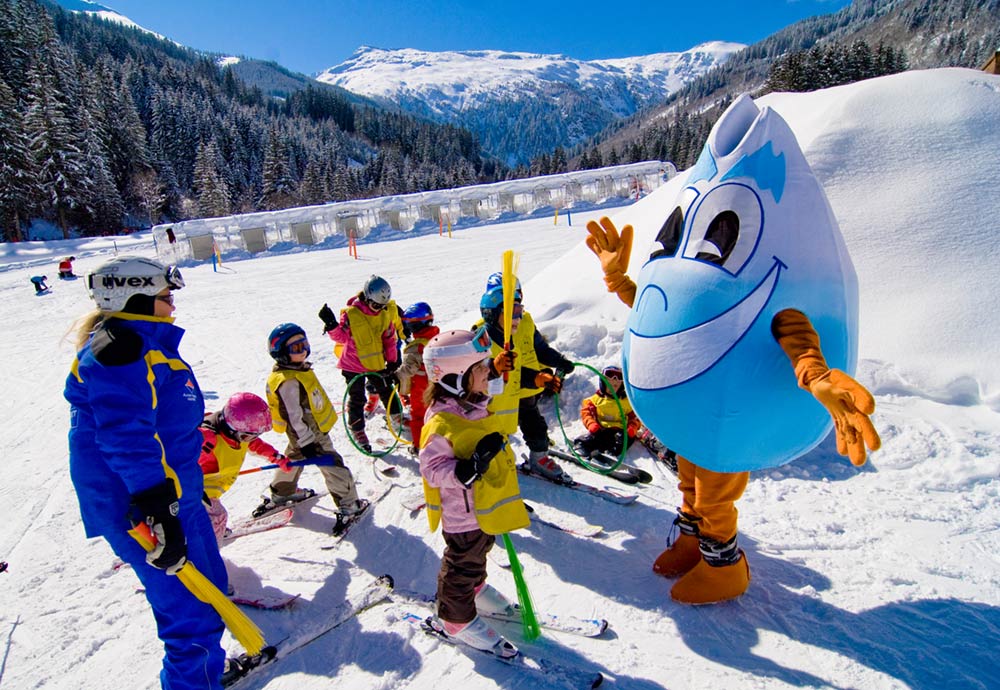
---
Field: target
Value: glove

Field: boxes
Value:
[273,454,293,472]
[318,303,338,332]
[586,422,601,434]
[384,359,401,375]
[613,430,625,450]
[534,371,562,393]
[129,479,187,575]
[585,216,636,307]
[557,360,575,376]
[454,432,506,487]
[808,369,881,466]
[492,350,517,374]
[299,442,322,458]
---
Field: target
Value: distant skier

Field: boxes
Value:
[396,302,440,455]
[30,275,49,294]
[198,392,291,541]
[58,256,76,279]
[319,275,402,452]
[419,329,529,658]
[261,323,368,536]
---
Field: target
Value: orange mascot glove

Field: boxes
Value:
[809,369,881,466]
[585,216,636,307]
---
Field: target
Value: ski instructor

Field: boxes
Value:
[65,256,230,690]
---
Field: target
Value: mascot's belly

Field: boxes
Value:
[623,94,858,472]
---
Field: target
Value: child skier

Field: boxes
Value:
[30,275,49,294]
[573,365,641,460]
[260,323,368,536]
[419,329,530,658]
[318,275,402,452]
[58,256,76,279]
[475,272,574,481]
[199,392,292,540]
[396,302,440,455]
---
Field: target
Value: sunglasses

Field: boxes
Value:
[155,293,174,305]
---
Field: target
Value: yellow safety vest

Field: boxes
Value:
[585,392,633,429]
[420,411,529,535]
[201,436,249,499]
[472,312,543,433]
[266,368,337,434]
[343,302,395,372]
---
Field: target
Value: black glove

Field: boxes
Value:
[612,430,625,452]
[384,359,401,375]
[129,479,187,575]
[557,360,575,376]
[454,432,506,487]
[299,441,322,458]
[318,303,338,332]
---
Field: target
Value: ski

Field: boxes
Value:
[223,574,394,688]
[250,488,321,520]
[391,589,608,638]
[399,611,604,688]
[320,481,394,549]
[401,494,603,538]
[548,448,652,485]
[230,592,300,610]
[636,432,678,476]
[222,508,294,543]
[517,463,638,505]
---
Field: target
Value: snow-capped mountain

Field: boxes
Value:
[317,43,744,164]
[54,0,167,40]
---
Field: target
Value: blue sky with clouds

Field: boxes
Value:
[95,0,853,76]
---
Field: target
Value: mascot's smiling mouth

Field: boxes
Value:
[628,258,785,390]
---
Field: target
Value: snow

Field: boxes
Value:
[2,67,1000,690]
[315,43,744,118]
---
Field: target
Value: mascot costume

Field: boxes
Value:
[585,94,881,604]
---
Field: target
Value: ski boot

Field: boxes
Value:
[332,498,370,537]
[252,488,317,519]
[433,614,518,659]
[351,428,373,454]
[474,582,515,616]
[363,392,380,418]
[526,450,569,483]
[220,647,276,687]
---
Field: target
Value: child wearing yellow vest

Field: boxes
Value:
[573,365,641,459]
[262,323,366,536]
[198,392,291,540]
[419,328,528,659]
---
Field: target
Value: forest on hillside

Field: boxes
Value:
[0,0,499,241]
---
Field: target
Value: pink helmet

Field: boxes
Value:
[222,392,272,434]
[423,327,493,395]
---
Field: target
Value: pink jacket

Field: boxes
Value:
[326,295,398,373]
[420,395,490,534]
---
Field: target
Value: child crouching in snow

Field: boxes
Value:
[573,365,641,460]
[198,392,292,541]
[419,328,530,658]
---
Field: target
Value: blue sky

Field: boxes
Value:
[96,0,853,76]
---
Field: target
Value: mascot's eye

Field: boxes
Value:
[650,207,683,260]
[682,183,763,276]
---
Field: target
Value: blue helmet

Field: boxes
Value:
[480,272,522,310]
[403,302,434,328]
[268,322,308,364]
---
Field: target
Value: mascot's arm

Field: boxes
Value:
[772,309,881,466]
[585,216,636,307]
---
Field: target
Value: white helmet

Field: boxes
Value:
[423,327,493,395]
[362,275,392,307]
[86,256,184,312]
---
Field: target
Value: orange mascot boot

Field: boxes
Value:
[653,511,702,578]
[670,535,750,605]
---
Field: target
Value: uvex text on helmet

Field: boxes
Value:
[86,256,184,312]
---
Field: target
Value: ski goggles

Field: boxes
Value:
[164,265,185,290]
[471,324,493,353]
[287,338,309,354]
[235,430,261,443]
[510,303,524,319]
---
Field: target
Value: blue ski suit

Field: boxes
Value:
[65,313,228,690]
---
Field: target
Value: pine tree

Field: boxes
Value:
[0,74,36,241]
[260,127,298,210]
[193,140,230,218]
[298,157,328,205]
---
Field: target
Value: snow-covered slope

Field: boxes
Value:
[317,42,743,119]
[317,43,744,164]
[54,0,167,40]
[1,68,999,690]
